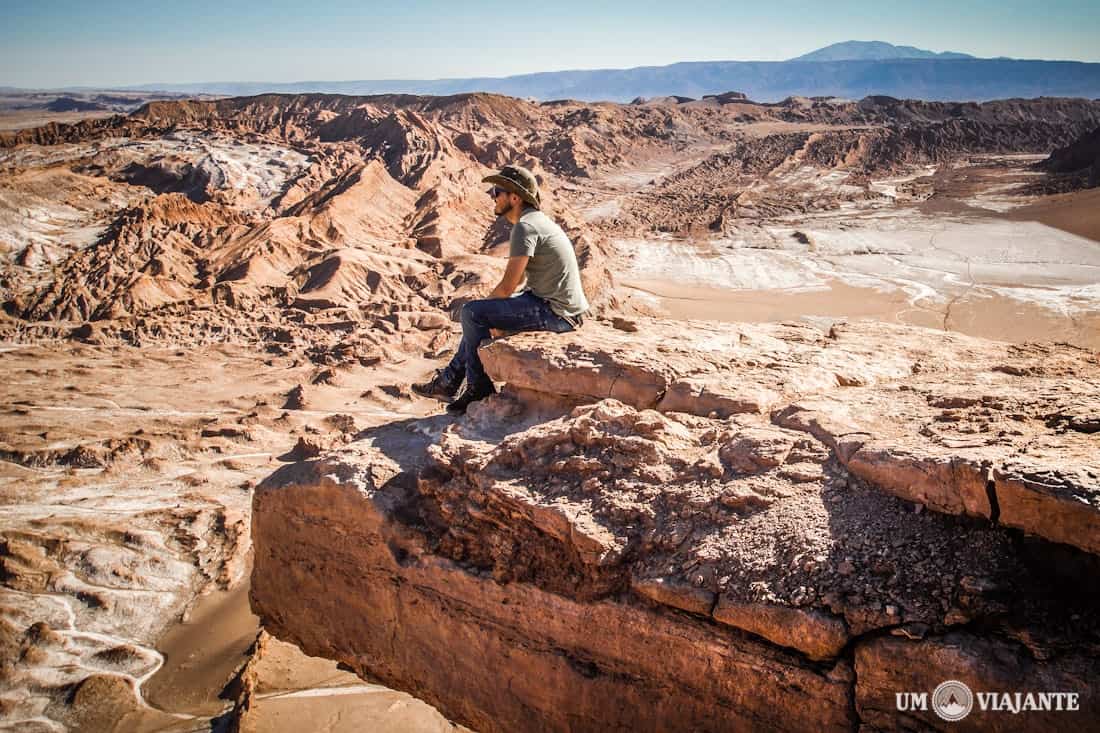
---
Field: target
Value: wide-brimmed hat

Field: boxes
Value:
[482,165,540,208]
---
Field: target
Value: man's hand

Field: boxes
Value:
[489,328,504,338]
[487,255,530,299]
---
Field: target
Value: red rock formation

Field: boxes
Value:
[252,319,1100,731]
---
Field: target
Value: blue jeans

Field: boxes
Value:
[442,291,575,389]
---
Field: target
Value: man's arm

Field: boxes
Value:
[488,255,529,299]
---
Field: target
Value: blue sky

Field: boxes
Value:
[2,0,1098,88]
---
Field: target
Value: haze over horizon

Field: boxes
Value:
[3,0,1099,89]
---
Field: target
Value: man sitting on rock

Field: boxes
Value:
[414,164,589,414]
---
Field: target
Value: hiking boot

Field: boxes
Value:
[412,371,461,401]
[446,380,496,415]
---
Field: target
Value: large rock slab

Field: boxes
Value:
[480,319,1014,417]
[776,363,1100,555]
[252,319,1100,731]
[251,449,856,733]
[253,397,1100,730]
[487,321,1100,557]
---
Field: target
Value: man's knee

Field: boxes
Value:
[460,299,489,329]
[459,301,476,329]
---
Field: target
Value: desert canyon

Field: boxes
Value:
[0,91,1098,731]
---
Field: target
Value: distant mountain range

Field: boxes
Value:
[14,42,1100,103]
[790,40,975,61]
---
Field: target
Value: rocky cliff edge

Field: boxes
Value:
[251,318,1100,732]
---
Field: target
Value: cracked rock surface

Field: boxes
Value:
[252,318,1100,732]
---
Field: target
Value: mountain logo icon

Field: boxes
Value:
[933,680,974,721]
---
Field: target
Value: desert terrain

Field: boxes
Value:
[1,92,1098,731]
[0,90,216,131]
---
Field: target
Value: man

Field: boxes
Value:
[413,164,589,414]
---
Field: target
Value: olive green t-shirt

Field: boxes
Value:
[509,207,589,318]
